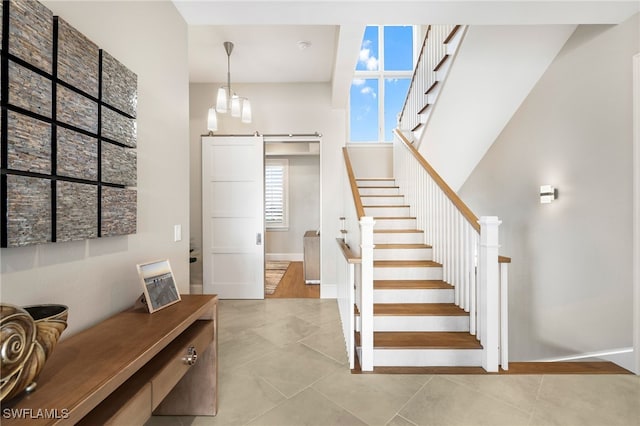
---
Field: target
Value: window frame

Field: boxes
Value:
[349,25,418,143]
[264,158,289,230]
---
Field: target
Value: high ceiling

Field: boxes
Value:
[189,25,338,83]
[175,1,640,85]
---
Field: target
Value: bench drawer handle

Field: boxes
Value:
[184,346,197,365]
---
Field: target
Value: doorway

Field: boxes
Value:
[263,136,321,299]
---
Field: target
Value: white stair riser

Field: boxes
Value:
[372,315,469,332]
[374,232,424,244]
[374,288,453,303]
[357,180,396,187]
[374,218,417,230]
[361,196,405,206]
[374,247,432,260]
[364,206,411,216]
[374,266,443,280]
[368,348,482,367]
[359,187,399,196]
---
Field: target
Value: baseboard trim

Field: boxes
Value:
[321,283,337,299]
[266,253,303,262]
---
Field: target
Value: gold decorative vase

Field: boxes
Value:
[0,304,68,402]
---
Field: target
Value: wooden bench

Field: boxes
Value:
[3,295,218,425]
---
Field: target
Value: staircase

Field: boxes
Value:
[354,178,482,368]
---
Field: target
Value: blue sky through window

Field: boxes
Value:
[350,79,378,142]
[356,26,379,71]
[384,78,411,141]
[384,26,413,71]
[350,26,414,142]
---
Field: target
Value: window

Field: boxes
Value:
[350,25,415,142]
[265,159,289,229]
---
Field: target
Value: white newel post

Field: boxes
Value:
[359,216,375,371]
[479,216,501,372]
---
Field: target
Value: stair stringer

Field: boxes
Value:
[416,24,577,191]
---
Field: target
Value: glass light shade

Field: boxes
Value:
[241,99,252,123]
[216,87,228,113]
[230,95,241,118]
[207,108,218,132]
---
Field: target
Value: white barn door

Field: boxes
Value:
[202,135,264,299]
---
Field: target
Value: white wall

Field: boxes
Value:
[346,143,394,179]
[189,83,346,297]
[420,25,576,191]
[459,15,639,369]
[266,155,320,260]
[0,1,190,337]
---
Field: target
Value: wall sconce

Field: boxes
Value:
[540,185,558,204]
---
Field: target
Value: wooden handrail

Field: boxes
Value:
[394,129,480,233]
[343,147,365,219]
[337,238,361,264]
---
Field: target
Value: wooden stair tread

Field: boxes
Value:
[374,260,441,267]
[375,243,431,249]
[443,25,461,44]
[417,103,430,114]
[374,229,423,234]
[373,303,467,316]
[355,331,481,349]
[411,123,423,132]
[352,361,631,375]
[374,217,416,220]
[433,54,450,72]
[425,81,439,95]
[374,280,451,289]
[364,205,410,208]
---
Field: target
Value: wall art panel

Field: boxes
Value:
[102,50,137,117]
[1,0,138,247]
[8,0,53,73]
[57,18,99,98]
[101,107,136,147]
[6,111,51,174]
[101,187,137,237]
[56,84,98,134]
[8,61,52,117]
[56,181,98,242]
[102,142,136,186]
[6,175,52,247]
[56,127,97,181]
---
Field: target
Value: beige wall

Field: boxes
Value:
[0,1,190,336]
[189,82,346,297]
[265,155,320,260]
[459,15,639,368]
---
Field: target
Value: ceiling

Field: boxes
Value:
[189,25,338,83]
[175,1,640,86]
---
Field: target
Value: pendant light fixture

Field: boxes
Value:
[207,41,252,132]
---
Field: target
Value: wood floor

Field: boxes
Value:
[265,261,320,298]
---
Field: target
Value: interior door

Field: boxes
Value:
[202,135,264,299]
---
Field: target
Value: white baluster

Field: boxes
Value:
[500,262,509,371]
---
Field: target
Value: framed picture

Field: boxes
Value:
[136,259,181,313]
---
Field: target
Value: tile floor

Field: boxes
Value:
[146,299,640,426]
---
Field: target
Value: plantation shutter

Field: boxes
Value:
[265,159,288,228]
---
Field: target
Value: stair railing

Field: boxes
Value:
[393,129,511,372]
[398,25,460,137]
[338,147,376,371]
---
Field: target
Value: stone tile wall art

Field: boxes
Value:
[0,0,138,247]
